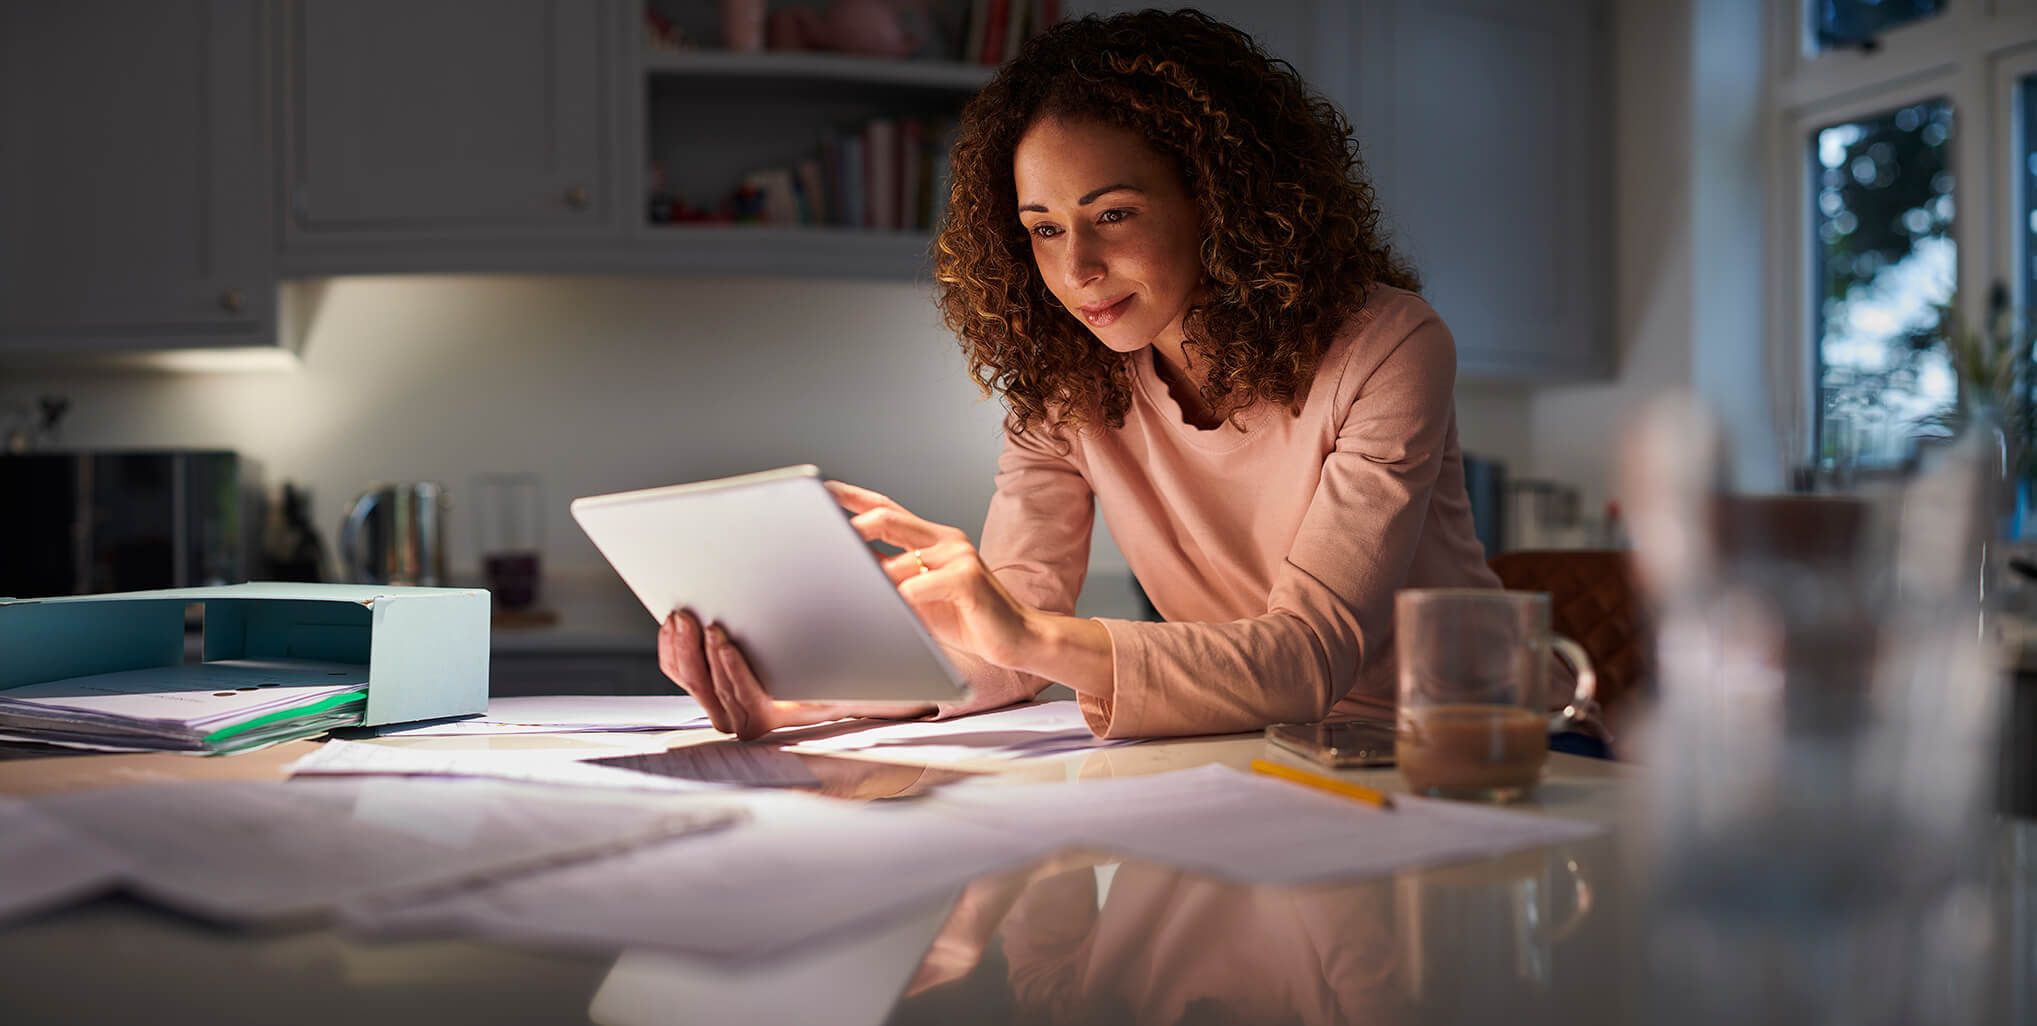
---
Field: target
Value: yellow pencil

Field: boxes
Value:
[1249,758,1397,810]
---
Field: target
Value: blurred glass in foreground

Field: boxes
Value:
[1618,396,2006,1025]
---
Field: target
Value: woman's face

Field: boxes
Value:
[1013,116,1204,354]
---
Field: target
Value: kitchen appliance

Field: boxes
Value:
[338,482,449,586]
[0,450,259,598]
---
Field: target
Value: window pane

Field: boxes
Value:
[1816,0,1947,51]
[2023,75,2037,317]
[1811,98,1955,469]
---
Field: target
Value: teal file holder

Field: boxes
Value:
[0,583,489,727]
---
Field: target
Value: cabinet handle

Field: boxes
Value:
[564,185,592,210]
[219,288,245,314]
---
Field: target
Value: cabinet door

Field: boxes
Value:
[0,1,272,355]
[1351,0,1611,380]
[283,0,610,244]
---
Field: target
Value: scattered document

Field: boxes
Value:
[32,778,744,925]
[0,799,130,925]
[928,764,1604,885]
[778,701,1133,763]
[0,659,370,754]
[348,789,1056,960]
[587,742,823,788]
[590,893,957,1026]
[358,695,713,737]
[289,739,733,795]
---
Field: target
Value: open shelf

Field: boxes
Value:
[642,49,994,92]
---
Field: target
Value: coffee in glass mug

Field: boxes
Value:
[1395,589,1597,802]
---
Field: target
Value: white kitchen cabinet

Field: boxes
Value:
[0,1,273,358]
[1350,0,1612,380]
[278,0,618,273]
[1067,0,1612,382]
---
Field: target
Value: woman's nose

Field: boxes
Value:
[1062,233,1105,289]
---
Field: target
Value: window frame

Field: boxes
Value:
[1767,0,2037,466]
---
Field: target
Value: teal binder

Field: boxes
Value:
[0,583,489,727]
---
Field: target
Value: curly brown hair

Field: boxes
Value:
[932,8,1420,434]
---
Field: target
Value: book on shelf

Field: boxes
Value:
[1001,0,1030,63]
[795,159,828,226]
[899,119,924,232]
[865,118,900,231]
[965,0,992,67]
[958,0,1056,65]
[979,0,1011,65]
[841,132,868,228]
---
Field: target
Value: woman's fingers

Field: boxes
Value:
[852,507,976,556]
[824,479,894,514]
[880,539,972,584]
[661,611,734,733]
[707,624,775,740]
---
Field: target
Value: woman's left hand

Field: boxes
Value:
[827,480,1038,668]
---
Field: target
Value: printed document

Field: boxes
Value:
[290,739,732,795]
[348,789,1054,959]
[928,764,1604,885]
[0,799,130,925]
[778,701,1132,763]
[32,778,744,925]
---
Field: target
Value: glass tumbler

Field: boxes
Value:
[474,472,544,610]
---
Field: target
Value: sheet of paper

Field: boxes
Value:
[589,893,957,1026]
[927,764,1604,885]
[587,743,823,788]
[778,701,1133,763]
[289,739,732,795]
[33,778,744,925]
[360,695,713,737]
[347,789,1055,960]
[0,799,130,925]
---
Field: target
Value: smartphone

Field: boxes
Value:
[1264,720,1397,768]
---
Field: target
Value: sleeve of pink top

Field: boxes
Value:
[1078,309,1458,739]
[938,419,1098,714]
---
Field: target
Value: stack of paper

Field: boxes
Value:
[0,659,371,755]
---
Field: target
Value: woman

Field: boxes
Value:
[660,9,1499,740]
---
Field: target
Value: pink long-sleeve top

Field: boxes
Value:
[974,286,1500,738]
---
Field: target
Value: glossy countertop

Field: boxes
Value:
[0,723,2024,1026]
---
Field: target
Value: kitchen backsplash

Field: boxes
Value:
[3,274,1538,594]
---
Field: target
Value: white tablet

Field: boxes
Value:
[570,466,970,704]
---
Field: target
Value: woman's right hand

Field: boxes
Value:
[656,610,935,740]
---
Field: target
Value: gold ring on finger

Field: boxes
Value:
[911,548,929,575]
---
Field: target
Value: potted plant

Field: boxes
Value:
[1918,290,2035,537]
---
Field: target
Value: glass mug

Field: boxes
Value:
[1395,589,1597,802]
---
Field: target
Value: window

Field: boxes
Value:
[1814,0,1946,52]
[1810,99,1955,467]
[1772,2,2037,477]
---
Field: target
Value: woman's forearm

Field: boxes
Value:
[1011,611,1115,700]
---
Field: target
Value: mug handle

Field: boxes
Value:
[1546,634,1598,735]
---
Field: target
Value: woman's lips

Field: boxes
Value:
[1081,294,1133,328]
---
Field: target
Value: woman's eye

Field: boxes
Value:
[1029,224,1061,239]
[1099,208,1132,224]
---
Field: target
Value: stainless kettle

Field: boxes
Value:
[338,482,449,586]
